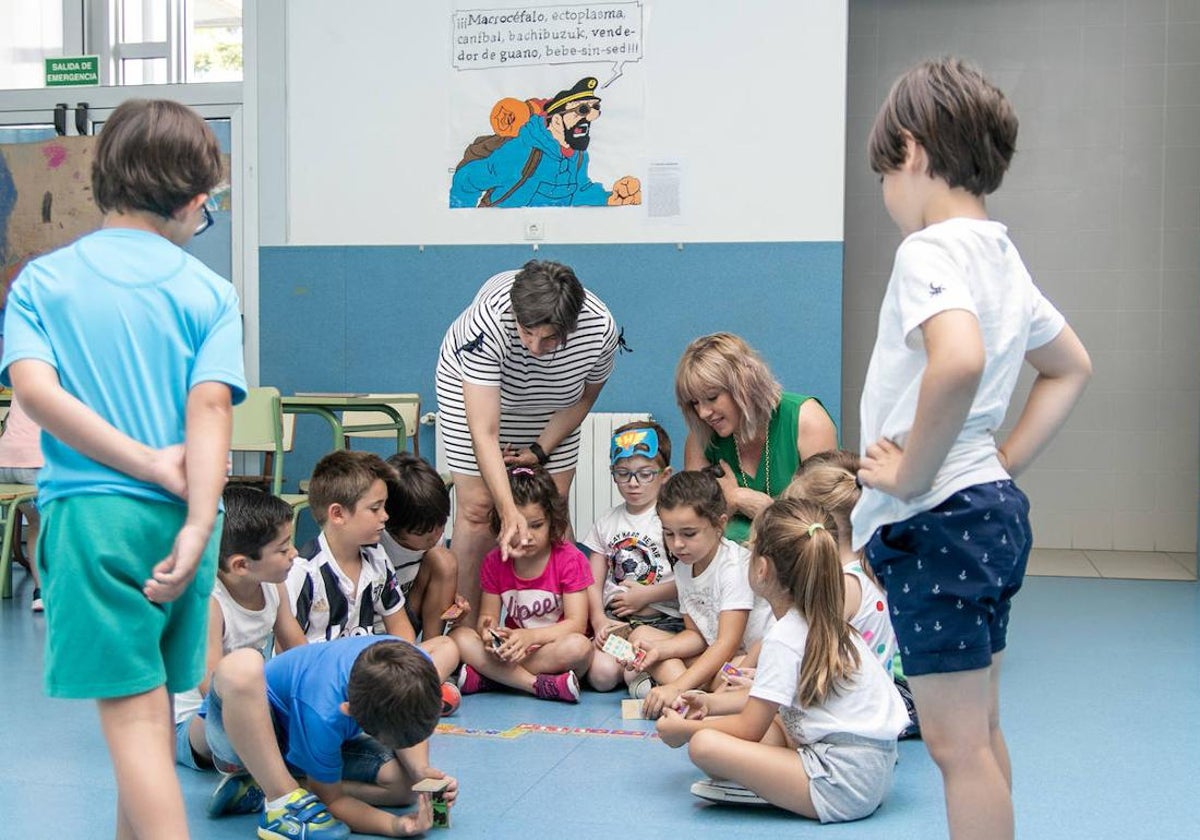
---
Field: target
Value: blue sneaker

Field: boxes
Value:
[258,789,349,840]
[207,771,265,817]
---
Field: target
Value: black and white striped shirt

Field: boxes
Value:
[436,269,618,413]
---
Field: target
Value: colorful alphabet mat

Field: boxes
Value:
[435,722,658,740]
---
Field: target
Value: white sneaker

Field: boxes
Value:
[689,778,769,806]
[627,673,653,699]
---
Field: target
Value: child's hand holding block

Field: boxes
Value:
[412,778,451,828]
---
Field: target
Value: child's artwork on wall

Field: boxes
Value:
[0,136,101,297]
[1,135,231,307]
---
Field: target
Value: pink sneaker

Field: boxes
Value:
[456,664,498,695]
[533,671,580,703]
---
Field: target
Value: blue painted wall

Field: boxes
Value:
[260,242,843,493]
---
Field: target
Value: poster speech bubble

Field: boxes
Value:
[452,3,642,87]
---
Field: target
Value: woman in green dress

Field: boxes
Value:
[675,333,838,543]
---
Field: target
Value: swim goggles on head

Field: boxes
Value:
[610,427,660,465]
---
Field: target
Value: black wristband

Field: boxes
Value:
[529,442,550,466]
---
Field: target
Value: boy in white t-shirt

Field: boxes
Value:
[583,422,681,691]
[854,58,1092,839]
[175,486,297,814]
[379,452,468,639]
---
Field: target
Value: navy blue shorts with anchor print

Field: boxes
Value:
[865,480,1032,677]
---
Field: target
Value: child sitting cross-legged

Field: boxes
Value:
[379,452,469,639]
[175,486,297,782]
[276,450,459,684]
[450,465,594,703]
[656,499,910,823]
[584,422,681,692]
[782,449,918,736]
[198,635,456,838]
[629,469,773,718]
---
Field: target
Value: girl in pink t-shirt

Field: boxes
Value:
[450,466,594,703]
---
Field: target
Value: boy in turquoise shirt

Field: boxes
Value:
[2,99,246,839]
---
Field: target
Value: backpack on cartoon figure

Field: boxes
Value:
[455,97,549,207]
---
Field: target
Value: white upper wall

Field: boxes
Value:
[278,0,847,245]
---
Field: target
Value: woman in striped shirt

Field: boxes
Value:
[435,260,618,610]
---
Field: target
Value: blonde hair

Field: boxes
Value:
[783,450,879,585]
[675,333,782,445]
[751,498,860,707]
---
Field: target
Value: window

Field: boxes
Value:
[190,0,242,82]
[0,0,242,90]
[0,1,65,90]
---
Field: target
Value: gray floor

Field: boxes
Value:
[1027,547,1197,580]
[2,569,1198,839]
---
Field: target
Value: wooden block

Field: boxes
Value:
[621,698,647,720]
[412,777,451,793]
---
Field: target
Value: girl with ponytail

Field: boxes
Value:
[656,498,909,823]
[785,450,919,737]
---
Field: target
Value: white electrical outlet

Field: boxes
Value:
[524,221,545,240]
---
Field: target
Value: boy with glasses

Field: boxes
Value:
[583,422,682,691]
[2,98,244,839]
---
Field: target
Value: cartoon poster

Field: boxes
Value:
[448,2,645,209]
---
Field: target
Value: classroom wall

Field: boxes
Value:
[277,0,847,246]
[256,1,849,491]
[260,242,843,492]
[842,0,1200,556]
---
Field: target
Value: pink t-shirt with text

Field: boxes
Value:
[479,542,594,629]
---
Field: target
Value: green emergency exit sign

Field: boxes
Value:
[45,56,100,87]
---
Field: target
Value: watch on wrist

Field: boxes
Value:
[529,442,550,466]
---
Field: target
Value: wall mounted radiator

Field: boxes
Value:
[435,411,652,541]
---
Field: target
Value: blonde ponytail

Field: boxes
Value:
[752,498,861,706]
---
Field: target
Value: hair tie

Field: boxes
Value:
[806,522,825,537]
[510,467,535,476]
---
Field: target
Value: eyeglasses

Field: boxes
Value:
[194,204,214,236]
[193,188,226,236]
[611,468,662,485]
[563,102,600,117]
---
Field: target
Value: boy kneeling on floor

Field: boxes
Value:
[197,635,457,838]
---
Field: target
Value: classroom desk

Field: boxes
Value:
[280,394,408,453]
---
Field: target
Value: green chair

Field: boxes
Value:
[230,386,286,495]
[0,484,39,599]
[340,393,421,455]
[230,387,310,527]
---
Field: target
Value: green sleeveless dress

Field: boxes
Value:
[703,393,832,543]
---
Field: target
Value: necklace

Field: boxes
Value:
[733,430,770,497]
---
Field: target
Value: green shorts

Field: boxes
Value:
[37,495,221,699]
